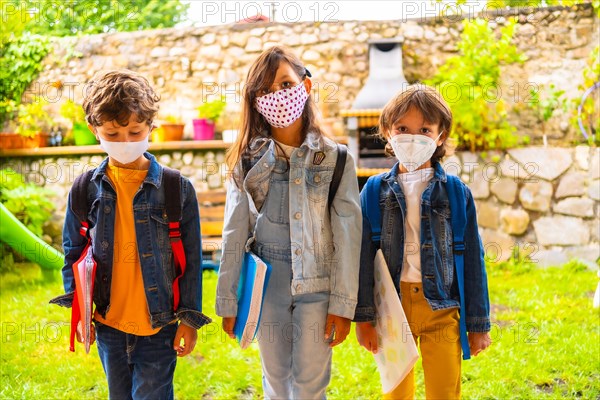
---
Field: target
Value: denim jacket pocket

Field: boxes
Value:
[150,211,175,277]
[264,179,288,224]
[306,166,333,203]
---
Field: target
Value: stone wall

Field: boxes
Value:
[7,4,599,266]
[1,145,598,267]
[442,146,599,267]
[30,4,598,144]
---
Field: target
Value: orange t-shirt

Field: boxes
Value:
[94,164,160,336]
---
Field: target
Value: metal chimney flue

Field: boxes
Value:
[352,37,408,110]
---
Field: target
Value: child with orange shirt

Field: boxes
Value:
[51,70,210,399]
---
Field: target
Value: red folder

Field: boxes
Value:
[70,230,96,353]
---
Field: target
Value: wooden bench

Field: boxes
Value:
[198,190,226,270]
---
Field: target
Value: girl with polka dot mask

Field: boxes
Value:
[217,46,362,399]
[255,77,309,128]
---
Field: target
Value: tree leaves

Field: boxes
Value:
[18,0,189,37]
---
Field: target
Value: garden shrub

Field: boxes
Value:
[426,18,526,152]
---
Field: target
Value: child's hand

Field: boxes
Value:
[222,317,236,340]
[324,314,351,347]
[76,321,95,345]
[173,323,197,357]
[356,321,378,354]
[468,331,491,356]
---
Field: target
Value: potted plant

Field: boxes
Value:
[0,100,21,149]
[154,115,185,142]
[194,98,226,140]
[15,99,53,148]
[219,108,241,143]
[60,100,96,146]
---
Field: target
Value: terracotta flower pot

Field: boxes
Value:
[158,124,185,142]
[0,133,21,149]
[21,133,50,148]
[0,132,49,149]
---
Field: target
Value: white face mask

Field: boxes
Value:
[255,82,309,128]
[389,132,443,172]
[99,136,149,165]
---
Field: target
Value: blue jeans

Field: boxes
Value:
[95,321,177,400]
[253,158,332,399]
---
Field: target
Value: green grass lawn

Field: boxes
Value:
[1,262,598,399]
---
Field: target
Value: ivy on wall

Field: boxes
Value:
[572,44,600,144]
[426,18,526,151]
[0,10,51,130]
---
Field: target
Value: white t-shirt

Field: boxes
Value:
[274,139,297,159]
[398,167,434,283]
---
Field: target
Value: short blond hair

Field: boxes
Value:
[379,84,454,163]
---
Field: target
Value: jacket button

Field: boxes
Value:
[294,212,302,220]
[314,174,321,183]
[295,248,302,256]
[297,151,304,158]
[294,178,301,185]
[102,275,108,283]
[104,206,111,213]
[102,240,109,249]
[412,287,419,293]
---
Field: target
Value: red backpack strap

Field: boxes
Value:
[163,167,185,311]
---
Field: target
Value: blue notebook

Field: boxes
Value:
[233,251,272,349]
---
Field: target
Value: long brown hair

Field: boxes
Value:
[379,84,455,164]
[226,46,326,185]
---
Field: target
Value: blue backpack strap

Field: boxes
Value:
[364,175,383,244]
[446,174,471,360]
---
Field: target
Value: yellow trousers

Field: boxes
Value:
[383,282,462,400]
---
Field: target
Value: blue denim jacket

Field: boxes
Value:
[50,153,211,330]
[216,133,362,319]
[354,162,491,333]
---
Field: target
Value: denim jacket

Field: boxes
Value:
[50,153,211,330]
[216,133,362,319]
[354,162,491,333]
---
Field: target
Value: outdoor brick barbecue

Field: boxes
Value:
[341,38,408,181]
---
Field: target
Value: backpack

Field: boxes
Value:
[328,144,347,208]
[69,167,187,334]
[362,173,471,360]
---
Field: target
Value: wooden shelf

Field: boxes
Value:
[0,140,231,158]
[1,137,348,158]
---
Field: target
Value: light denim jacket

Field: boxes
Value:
[354,162,491,333]
[216,133,362,319]
[50,153,211,330]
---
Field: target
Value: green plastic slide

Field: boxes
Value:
[0,202,64,270]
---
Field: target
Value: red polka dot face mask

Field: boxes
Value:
[255,82,309,128]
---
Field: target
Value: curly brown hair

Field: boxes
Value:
[379,84,454,164]
[83,70,160,127]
